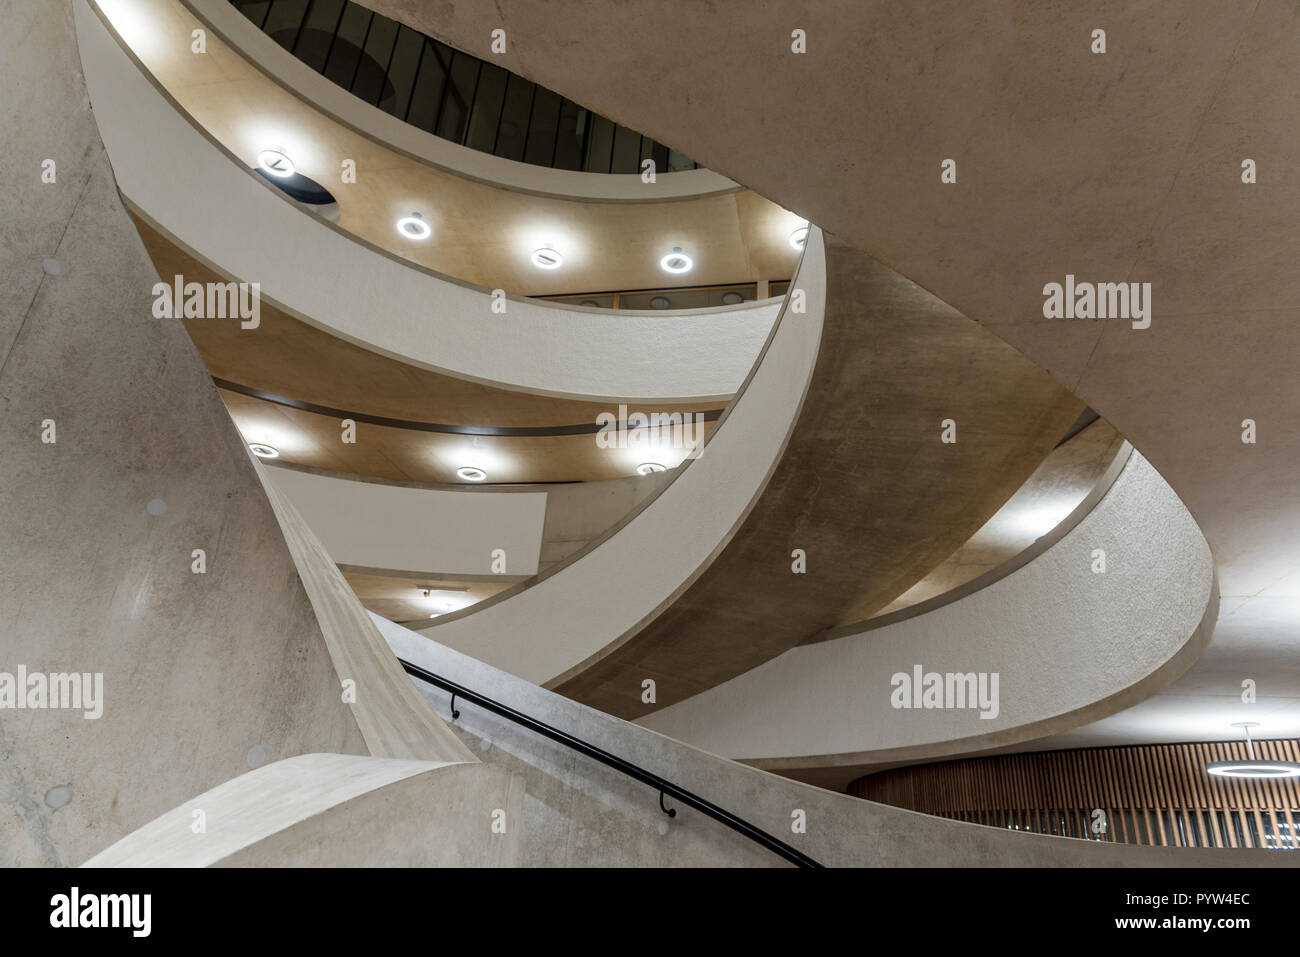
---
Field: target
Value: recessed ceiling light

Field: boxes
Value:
[397,212,432,240]
[1206,723,1300,778]
[649,296,672,310]
[249,443,279,459]
[636,462,667,475]
[789,225,810,250]
[531,246,563,269]
[659,246,693,274]
[256,148,295,179]
[721,291,744,305]
[456,466,487,482]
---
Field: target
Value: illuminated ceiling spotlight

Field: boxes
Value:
[396,212,432,240]
[531,245,563,269]
[456,466,488,482]
[659,246,693,274]
[1206,723,1300,779]
[789,224,810,250]
[248,442,279,459]
[635,462,667,476]
[423,587,464,619]
[256,147,296,179]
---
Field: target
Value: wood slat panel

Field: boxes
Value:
[848,739,1300,850]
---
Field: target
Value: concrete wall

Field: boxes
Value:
[411,228,827,684]
[85,754,522,867]
[377,616,1282,867]
[0,0,369,867]
[537,471,674,572]
[637,452,1217,781]
[264,464,548,577]
[75,2,779,403]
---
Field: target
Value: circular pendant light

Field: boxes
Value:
[659,246,693,274]
[256,148,295,179]
[1206,723,1300,778]
[531,246,563,269]
[397,212,432,240]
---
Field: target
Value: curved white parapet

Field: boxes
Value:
[636,451,1218,767]
[184,0,741,203]
[75,1,778,403]
[409,229,827,684]
[262,465,547,578]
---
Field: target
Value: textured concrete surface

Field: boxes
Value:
[556,239,1082,718]
[381,615,1289,867]
[362,0,1300,748]
[638,453,1217,786]
[85,754,521,867]
[0,0,370,866]
[408,229,827,684]
[257,471,476,764]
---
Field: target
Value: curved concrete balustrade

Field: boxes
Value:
[84,754,521,867]
[410,227,828,684]
[371,0,1300,748]
[256,471,476,762]
[0,0,372,867]
[183,0,740,203]
[377,616,1277,867]
[554,238,1084,717]
[75,1,779,403]
[262,464,547,579]
[637,452,1217,787]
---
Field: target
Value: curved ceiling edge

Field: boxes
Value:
[78,7,777,401]
[806,441,1135,644]
[183,0,743,203]
[636,452,1219,785]
[406,229,824,684]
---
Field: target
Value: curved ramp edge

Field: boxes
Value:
[75,0,777,403]
[637,452,1218,784]
[83,754,520,867]
[408,228,828,684]
[257,468,477,764]
[375,615,1270,867]
[1,0,369,868]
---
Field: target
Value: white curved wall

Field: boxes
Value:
[412,229,827,684]
[185,0,740,203]
[262,466,546,577]
[76,2,776,402]
[637,452,1217,763]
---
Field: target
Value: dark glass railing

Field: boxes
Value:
[230,0,699,173]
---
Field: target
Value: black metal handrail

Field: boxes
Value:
[398,658,823,868]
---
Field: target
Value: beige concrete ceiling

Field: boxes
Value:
[384,0,1300,748]
[103,0,804,297]
[221,386,714,484]
[344,570,512,626]
[872,418,1124,618]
